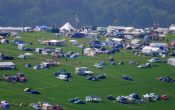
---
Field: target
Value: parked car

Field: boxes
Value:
[116,96,128,104]
[138,63,151,68]
[74,100,85,104]
[107,95,115,100]
[96,74,106,79]
[122,75,132,81]
[24,88,40,94]
[160,95,169,100]
[24,48,34,51]
[148,57,161,63]
[94,63,103,69]
[68,97,79,102]
[86,76,99,81]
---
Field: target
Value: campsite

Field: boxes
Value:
[0,24,175,110]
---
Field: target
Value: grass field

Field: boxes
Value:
[0,32,175,110]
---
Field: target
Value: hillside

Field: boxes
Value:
[0,0,175,27]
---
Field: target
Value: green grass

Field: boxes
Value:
[166,34,175,41]
[0,32,175,110]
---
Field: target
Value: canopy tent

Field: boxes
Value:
[60,22,75,32]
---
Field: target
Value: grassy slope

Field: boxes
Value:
[0,32,175,110]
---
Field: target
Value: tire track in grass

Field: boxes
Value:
[29,77,58,89]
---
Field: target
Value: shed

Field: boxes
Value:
[167,58,175,66]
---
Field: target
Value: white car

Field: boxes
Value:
[42,51,49,55]
[137,63,151,68]
[148,57,161,63]
[94,63,103,69]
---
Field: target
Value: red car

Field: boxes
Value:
[160,95,169,100]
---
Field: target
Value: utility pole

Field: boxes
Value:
[75,12,80,28]
[113,16,118,26]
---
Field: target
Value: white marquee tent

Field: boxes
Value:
[60,22,75,32]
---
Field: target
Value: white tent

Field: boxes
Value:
[167,58,175,66]
[169,24,175,31]
[60,22,75,32]
[69,40,79,46]
[131,39,141,45]
[142,46,162,54]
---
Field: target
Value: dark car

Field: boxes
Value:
[31,90,40,94]
[107,95,115,100]
[122,75,132,81]
[96,74,106,79]
[86,76,99,81]
[24,48,34,51]
[3,55,14,60]
[24,88,40,94]
[68,97,79,102]
[74,100,85,104]
[129,93,140,100]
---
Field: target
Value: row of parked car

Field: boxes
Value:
[68,93,168,105]
[107,93,168,104]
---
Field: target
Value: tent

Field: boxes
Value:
[25,64,32,68]
[1,39,9,44]
[142,46,162,55]
[167,58,175,66]
[18,44,26,50]
[69,40,79,46]
[169,40,175,48]
[60,22,75,32]
[131,39,141,45]
[150,43,168,50]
